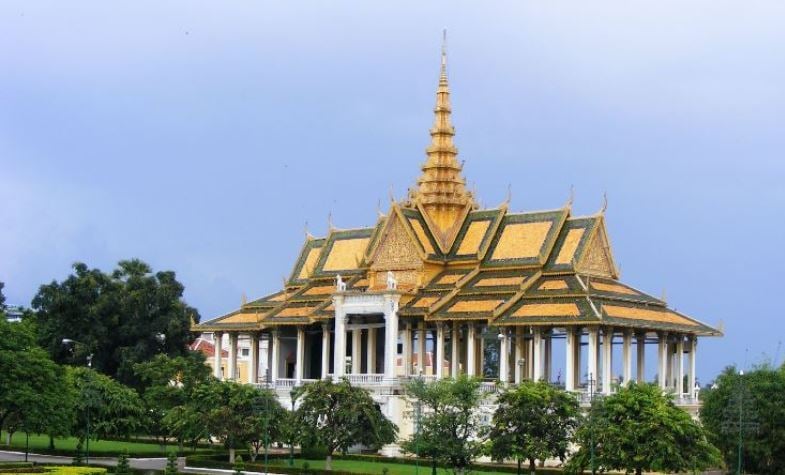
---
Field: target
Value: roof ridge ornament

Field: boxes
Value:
[599,192,608,214]
[564,185,575,209]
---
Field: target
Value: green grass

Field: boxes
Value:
[0,432,210,457]
[265,458,528,475]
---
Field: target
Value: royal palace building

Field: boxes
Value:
[193,43,720,439]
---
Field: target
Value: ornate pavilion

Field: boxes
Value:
[193,42,720,433]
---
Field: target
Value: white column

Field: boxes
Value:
[658,332,668,389]
[622,329,632,386]
[228,332,238,381]
[295,327,305,383]
[417,321,426,375]
[402,322,412,377]
[514,327,523,384]
[689,336,697,397]
[565,328,575,391]
[466,323,477,377]
[435,323,445,378]
[451,321,460,376]
[636,333,646,383]
[587,327,599,390]
[367,328,377,374]
[333,295,347,378]
[676,335,686,397]
[351,328,362,375]
[532,327,543,381]
[248,332,260,384]
[601,327,613,394]
[543,330,552,383]
[213,332,224,379]
[499,329,509,383]
[383,294,399,380]
[271,329,280,383]
[572,328,582,389]
[321,324,330,379]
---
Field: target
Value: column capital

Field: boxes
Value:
[214,331,224,337]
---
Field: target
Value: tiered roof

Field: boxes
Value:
[194,38,719,338]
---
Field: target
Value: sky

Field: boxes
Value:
[2,1,784,382]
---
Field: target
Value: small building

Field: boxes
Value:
[193,42,720,439]
[4,305,23,323]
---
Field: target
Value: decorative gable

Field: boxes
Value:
[368,213,425,290]
[576,221,618,278]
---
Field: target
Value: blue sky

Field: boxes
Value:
[2,1,784,381]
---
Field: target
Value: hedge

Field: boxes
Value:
[185,453,566,474]
[3,468,106,475]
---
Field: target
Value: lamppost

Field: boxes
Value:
[415,369,423,475]
[737,370,744,475]
[62,339,93,466]
[587,372,596,475]
[252,396,270,475]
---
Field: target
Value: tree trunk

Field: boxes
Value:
[229,447,236,463]
[529,458,536,475]
[49,436,55,450]
[431,458,436,475]
[517,458,522,475]
[4,433,10,446]
[635,469,642,475]
[325,454,332,471]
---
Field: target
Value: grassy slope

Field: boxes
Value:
[266,458,522,475]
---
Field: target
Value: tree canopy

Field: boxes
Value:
[701,364,785,474]
[0,317,74,441]
[488,381,579,475]
[32,259,200,386]
[567,383,721,475]
[401,375,486,475]
[134,352,212,447]
[294,378,398,470]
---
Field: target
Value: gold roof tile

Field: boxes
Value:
[554,228,585,265]
[474,276,527,287]
[409,217,436,255]
[276,305,318,318]
[538,280,569,290]
[512,303,580,317]
[413,296,439,308]
[491,222,553,260]
[303,285,335,296]
[447,299,505,313]
[604,305,697,326]
[456,220,490,255]
[436,273,465,285]
[221,312,262,324]
[299,247,323,279]
[323,237,370,271]
[591,281,638,295]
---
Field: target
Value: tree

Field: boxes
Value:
[175,379,287,462]
[294,378,398,470]
[32,260,200,387]
[69,366,144,445]
[134,352,212,448]
[116,451,131,475]
[701,364,785,474]
[401,375,486,475]
[0,317,75,445]
[566,383,721,475]
[165,452,179,475]
[488,381,579,475]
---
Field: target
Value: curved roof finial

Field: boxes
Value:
[327,211,335,231]
[304,220,314,240]
[441,29,448,79]
[599,192,608,214]
[564,185,575,209]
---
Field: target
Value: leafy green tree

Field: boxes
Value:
[32,260,200,386]
[134,352,212,448]
[174,379,287,462]
[294,378,398,470]
[488,381,579,475]
[0,281,6,309]
[401,375,485,475]
[0,317,74,444]
[232,455,244,475]
[69,366,144,444]
[165,452,179,475]
[116,451,131,475]
[701,364,785,474]
[567,383,721,475]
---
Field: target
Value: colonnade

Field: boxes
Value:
[211,323,699,398]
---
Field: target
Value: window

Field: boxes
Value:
[241,348,250,357]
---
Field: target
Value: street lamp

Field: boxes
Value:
[62,338,93,466]
[587,372,596,475]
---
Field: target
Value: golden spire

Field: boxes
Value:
[410,30,476,241]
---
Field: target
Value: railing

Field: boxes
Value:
[274,378,296,389]
[345,373,385,385]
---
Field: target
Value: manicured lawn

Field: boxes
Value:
[1,432,211,456]
[265,458,523,475]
